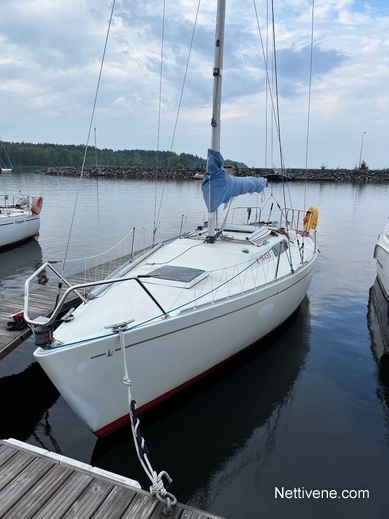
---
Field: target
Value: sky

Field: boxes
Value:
[1,0,388,169]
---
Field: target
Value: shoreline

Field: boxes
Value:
[34,165,389,182]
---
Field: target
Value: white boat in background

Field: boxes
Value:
[194,163,234,179]
[193,171,204,179]
[0,193,43,251]
[0,139,42,249]
[374,220,389,300]
[24,0,319,437]
[0,138,14,173]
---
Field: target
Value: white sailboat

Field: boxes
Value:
[374,220,389,301]
[0,138,14,173]
[0,193,43,251]
[0,138,43,250]
[24,1,319,437]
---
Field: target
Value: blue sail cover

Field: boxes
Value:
[201,149,267,213]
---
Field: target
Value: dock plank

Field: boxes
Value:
[61,477,116,519]
[90,485,139,519]
[2,464,73,519]
[0,457,54,516]
[23,471,94,519]
[0,440,225,519]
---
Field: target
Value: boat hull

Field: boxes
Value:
[0,212,40,250]
[374,222,389,300]
[34,255,317,436]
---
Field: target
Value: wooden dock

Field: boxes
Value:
[0,438,225,519]
[0,296,33,360]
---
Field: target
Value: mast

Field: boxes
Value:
[0,138,14,171]
[207,0,226,241]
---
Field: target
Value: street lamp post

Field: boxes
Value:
[358,131,366,168]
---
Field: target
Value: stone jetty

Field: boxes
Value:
[34,165,389,183]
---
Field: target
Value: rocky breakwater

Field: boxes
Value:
[34,165,389,182]
[34,165,197,180]
[288,168,389,182]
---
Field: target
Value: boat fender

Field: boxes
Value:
[303,206,319,231]
[31,195,43,215]
[130,400,150,460]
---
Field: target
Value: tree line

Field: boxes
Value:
[1,141,210,169]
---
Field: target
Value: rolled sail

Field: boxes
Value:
[201,149,267,213]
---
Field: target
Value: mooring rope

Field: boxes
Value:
[112,323,177,515]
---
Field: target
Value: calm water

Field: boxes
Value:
[1,171,389,518]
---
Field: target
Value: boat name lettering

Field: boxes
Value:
[15,220,25,224]
[256,251,272,263]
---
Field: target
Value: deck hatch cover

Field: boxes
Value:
[143,265,207,288]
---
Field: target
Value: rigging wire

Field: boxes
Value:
[153,0,202,238]
[252,0,285,174]
[304,0,316,209]
[253,0,315,217]
[251,0,299,269]
[0,138,14,170]
[168,1,202,157]
[252,0,292,215]
[60,0,116,278]
[153,0,167,245]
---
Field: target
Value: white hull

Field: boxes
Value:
[23,1,320,440]
[374,221,389,299]
[28,221,318,436]
[0,194,42,250]
[0,210,40,249]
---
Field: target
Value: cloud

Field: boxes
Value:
[0,0,388,168]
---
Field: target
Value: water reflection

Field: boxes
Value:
[0,238,43,298]
[367,279,389,442]
[91,296,311,506]
[0,362,59,447]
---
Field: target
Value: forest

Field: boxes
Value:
[0,141,212,169]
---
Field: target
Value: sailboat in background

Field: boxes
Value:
[0,163,13,174]
[0,138,44,250]
[24,0,319,437]
[0,139,13,173]
[0,193,43,251]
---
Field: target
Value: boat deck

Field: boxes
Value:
[0,439,225,519]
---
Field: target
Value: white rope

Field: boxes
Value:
[115,325,177,515]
